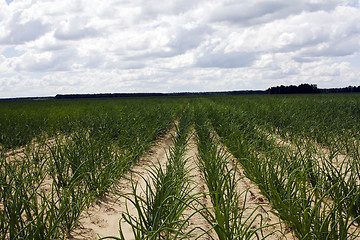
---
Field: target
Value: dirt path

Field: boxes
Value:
[256,127,360,237]
[68,125,299,240]
[183,134,214,239]
[203,128,296,239]
[261,127,357,182]
[68,128,175,239]
[228,154,297,240]
[212,136,297,239]
[185,129,297,239]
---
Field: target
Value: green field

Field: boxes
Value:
[1,94,360,239]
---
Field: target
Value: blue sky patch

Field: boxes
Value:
[2,47,25,58]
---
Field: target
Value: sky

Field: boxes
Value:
[0,0,360,98]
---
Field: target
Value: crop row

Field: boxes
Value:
[209,94,360,156]
[204,96,360,239]
[110,109,194,239]
[0,98,186,149]
[2,94,360,239]
[0,98,184,239]
[102,108,279,239]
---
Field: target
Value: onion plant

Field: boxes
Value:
[103,111,195,239]
[207,99,360,239]
[0,146,64,239]
[194,109,275,240]
[1,97,185,239]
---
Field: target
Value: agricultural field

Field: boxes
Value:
[1,94,360,239]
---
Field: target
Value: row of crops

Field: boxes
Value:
[106,109,274,239]
[1,94,360,239]
[0,98,185,239]
[205,94,360,239]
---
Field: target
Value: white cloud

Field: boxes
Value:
[0,0,360,98]
[208,0,343,26]
[15,48,78,72]
[54,18,100,41]
[139,0,205,19]
[196,50,257,68]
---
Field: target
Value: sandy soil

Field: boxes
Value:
[3,137,57,158]
[183,134,214,239]
[67,125,300,240]
[184,133,297,239]
[68,128,175,239]
[258,127,360,237]
[2,125,300,239]
[263,127,355,181]
[228,154,297,240]
[211,130,297,240]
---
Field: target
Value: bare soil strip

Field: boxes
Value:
[259,127,360,236]
[3,137,56,159]
[262,127,356,181]
[68,128,175,240]
[187,128,297,239]
[227,154,297,240]
[183,134,214,240]
[208,129,297,239]
[68,126,298,239]
[2,125,299,239]
[260,127,349,167]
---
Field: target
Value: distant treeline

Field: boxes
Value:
[267,84,360,94]
[2,84,360,101]
[54,90,266,99]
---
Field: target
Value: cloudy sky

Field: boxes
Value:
[0,0,360,98]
